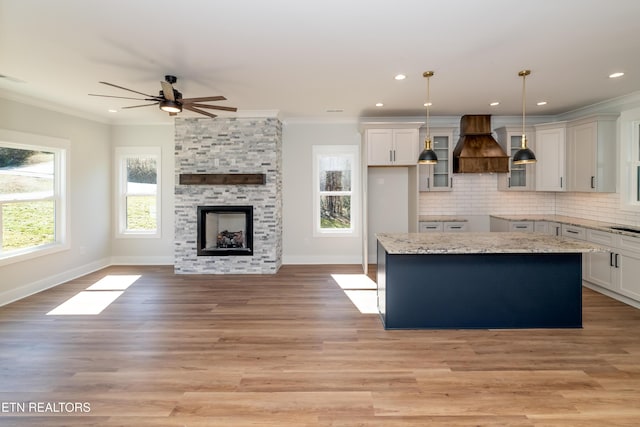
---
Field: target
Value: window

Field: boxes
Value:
[634,122,640,204]
[622,120,640,210]
[0,129,68,264]
[312,145,359,236]
[115,147,161,238]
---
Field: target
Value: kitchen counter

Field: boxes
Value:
[490,214,640,237]
[418,215,468,222]
[377,232,605,255]
[376,232,600,330]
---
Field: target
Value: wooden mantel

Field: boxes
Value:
[179,173,266,185]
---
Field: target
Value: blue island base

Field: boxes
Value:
[377,242,583,329]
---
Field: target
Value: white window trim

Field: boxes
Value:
[312,144,360,237]
[620,120,640,211]
[0,129,70,267]
[114,146,162,239]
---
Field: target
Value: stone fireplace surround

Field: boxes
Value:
[174,117,282,274]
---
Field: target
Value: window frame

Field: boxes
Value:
[0,129,69,266]
[114,146,162,239]
[312,145,360,237]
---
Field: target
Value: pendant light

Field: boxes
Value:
[512,69,537,165]
[418,71,438,164]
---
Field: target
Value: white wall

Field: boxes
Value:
[282,120,362,264]
[110,124,175,264]
[0,98,111,305]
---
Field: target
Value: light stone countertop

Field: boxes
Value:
[490,214,640,237]
[376,232,607,255]
[418,215,468,222]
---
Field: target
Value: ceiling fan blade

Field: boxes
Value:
[184,105,217,118]
[189,103,238,112]
[180,96,227,103]
[121,103,159,109]
[99,81,157,98]
[160,81,175,101]
[89,94,155,101]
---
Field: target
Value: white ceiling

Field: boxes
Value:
[1,0,640,124]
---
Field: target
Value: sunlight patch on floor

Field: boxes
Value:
[47,274,141,315]
[86,275,140,290]
[331,273,378,314]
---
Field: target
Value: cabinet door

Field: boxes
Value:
[568,121,597,192]
[392,129,419,165]
[431,135,452,190]
[586,251,616,291]
[507,134,534,189]
[367,129,393,165]
[617,250,640,301]
[535,127,566,191]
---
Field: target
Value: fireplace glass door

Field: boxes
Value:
[197,206,253,256]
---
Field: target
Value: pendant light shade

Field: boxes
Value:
[513,69,536,165]
[418,71,438,165]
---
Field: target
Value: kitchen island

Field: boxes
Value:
[376,232,605,329]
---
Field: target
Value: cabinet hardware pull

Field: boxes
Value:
[567,229,578,234]
[560,177,563,188]
[610,252,614,267]
[393,150,396,162]
[508,177,511,188]
[450,177,453,188]
[591,176,595,189]
[426,177,430,189]
[389,150,393,162]
[615,253,620,268]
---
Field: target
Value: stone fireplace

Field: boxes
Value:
[174,117,282,274]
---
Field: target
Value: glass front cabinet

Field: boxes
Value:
[495,126,536,191]
[419,127,454,192]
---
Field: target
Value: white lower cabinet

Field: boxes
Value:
[584,230,617,292]
[536,221,561,236]
[581,229,640,304]
[617,235,640,301]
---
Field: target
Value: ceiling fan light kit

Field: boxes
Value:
[160,99,182,113]
[89,75,237,118]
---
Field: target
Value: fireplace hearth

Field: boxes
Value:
[197,205,253,256]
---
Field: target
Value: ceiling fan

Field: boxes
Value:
[89,75,237,118]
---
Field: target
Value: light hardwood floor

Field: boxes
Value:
[1,264,640,426]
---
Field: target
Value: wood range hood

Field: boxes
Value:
[453,115,509,173]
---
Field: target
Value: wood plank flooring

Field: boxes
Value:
[1,264,640,426]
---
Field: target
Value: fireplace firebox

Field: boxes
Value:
[197,206,253,256]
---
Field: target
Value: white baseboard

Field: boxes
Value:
[109,255,174,265]
[0,257,111,307]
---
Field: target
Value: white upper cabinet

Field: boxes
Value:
[535,121,567,192]
[366,128,419,166]
[419,127,454,191]
[566,114,618,193]
[495,126,535,191]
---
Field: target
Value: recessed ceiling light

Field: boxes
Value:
[489,101,500,106]
[394,74,406,80]
[423,102,432,107]
[108,109,118,113]
[376,102,384,107]
[609,72,625,79]
[537,101,548,106]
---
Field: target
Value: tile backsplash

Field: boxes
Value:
[419,173,640,227]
